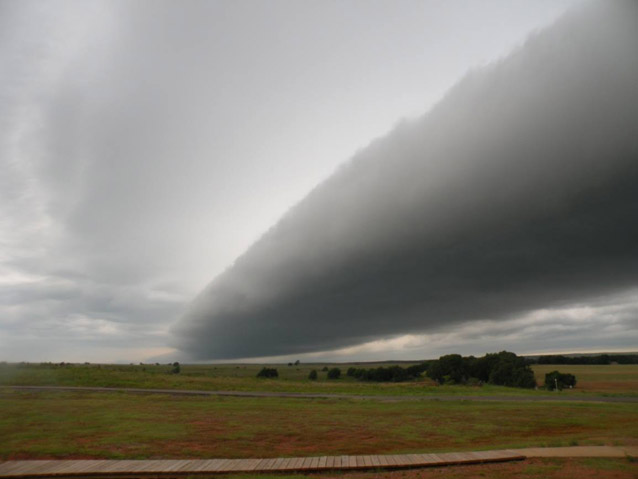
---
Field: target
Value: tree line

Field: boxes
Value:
[347,351,537,388]
[533,354,638,365]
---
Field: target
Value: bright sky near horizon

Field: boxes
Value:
[3,0,636,364]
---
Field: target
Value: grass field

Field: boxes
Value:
[1,361,636,463]
[532,364,638,394]
[1,362,636,396]
[1,389,637,460]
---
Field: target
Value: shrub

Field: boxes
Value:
[256,367,278,378]
[545,370,577,390]
[327,367,341,379]
[308,369,318,380]
[171,362,181,374]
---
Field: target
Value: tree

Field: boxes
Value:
[256,367,278,378]
[545,371,577,390]
[308,369,318,380]
[327,367,341,379]
[171,362,181,374]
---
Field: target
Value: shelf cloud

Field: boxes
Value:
[172,1,638,360]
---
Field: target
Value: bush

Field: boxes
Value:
[308,369,318,380]
[327,367,341,379]
[171,362,180,374]
[545,370,577,390]
[256,367,278,378]
[321,366,329,372]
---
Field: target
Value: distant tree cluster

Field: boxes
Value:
[256,367,278,378]
[426,351,536,388]
[346,364,428,382]
[545,370,577,390]
[534,354,638,365]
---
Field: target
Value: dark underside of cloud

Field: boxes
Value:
[172,1,638,360]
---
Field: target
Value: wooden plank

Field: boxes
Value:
[133,460,156,472]
[309,456,320,469]
[254,458,273,471]
[202,458,225,472]
[300,456,314,469]
[400,454,417,465]
[317,456,327,468]
[363,455,372,467]
[384,455,398,466]
[3,461,55,475]
[417,453,439,464]
[288,457,304,470]
[41,461,80,474]
[213,458,234,472]
[265,457,280,470]
[241,458,262,471]
[218,459,240,472]
[270,458,288,470]
[250,458,269,471]
[326,456,335,468]
[197,459,219,472]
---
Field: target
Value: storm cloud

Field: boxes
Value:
[172,1,638,360]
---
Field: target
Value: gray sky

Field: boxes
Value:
[3,0,635,364]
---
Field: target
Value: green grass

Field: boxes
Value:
[1,390,636,460]
[2,362,636,397]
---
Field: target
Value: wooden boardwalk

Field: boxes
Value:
[0,451,525,478]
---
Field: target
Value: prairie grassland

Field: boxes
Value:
[532,364,638,394]
[1,390,636,460]
[2,362,636,396]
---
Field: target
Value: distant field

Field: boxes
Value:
[1,362,636,396]
[1,390,637,460]
[532,364,638,394]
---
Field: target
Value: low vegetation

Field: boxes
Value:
[545,371,577,391]
[1,390,636,460]
[256,367,278,378]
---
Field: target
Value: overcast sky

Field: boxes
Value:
[2,0,635,364]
